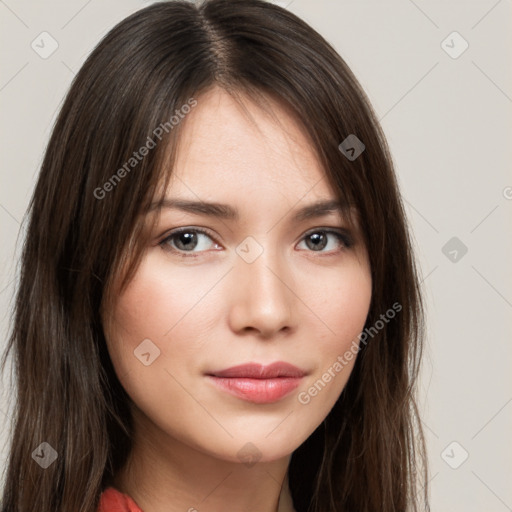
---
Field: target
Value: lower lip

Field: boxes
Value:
[206,376,302,404]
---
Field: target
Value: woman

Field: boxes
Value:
[0,1,429,511]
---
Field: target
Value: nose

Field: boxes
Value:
[227,243,296,339]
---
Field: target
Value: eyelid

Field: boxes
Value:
[298,227,354,253]
[158,226,221,253]
[301,226,353,244]
[159,225,217,241]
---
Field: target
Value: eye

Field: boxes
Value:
[158,227,354,258]
[296,229,353,253]
[159,227,220,257]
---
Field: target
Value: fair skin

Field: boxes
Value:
[103,86,372,512]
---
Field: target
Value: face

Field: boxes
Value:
[103,86,372,465]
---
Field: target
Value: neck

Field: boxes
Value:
[113,406,294,512]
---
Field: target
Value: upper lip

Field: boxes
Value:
[207,362,306,379]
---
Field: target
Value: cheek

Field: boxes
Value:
[110,251,217,338]
[103,254,221,392]
[296,260,372,409]
[312,257,372,345]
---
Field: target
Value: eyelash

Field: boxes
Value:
[158,227,354,258]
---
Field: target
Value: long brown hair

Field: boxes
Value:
[0,1,429,510]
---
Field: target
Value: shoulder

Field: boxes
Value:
[97,486,144,512]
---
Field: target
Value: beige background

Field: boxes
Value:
[1,0,511,509]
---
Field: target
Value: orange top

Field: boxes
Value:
[97,487,144,512]
[97,475,296,512]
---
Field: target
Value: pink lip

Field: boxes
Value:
[208,362,306,379]
[206,362,306,404]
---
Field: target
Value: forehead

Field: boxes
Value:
[166,86,332,201]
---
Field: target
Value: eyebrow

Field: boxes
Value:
[148,197,350,223]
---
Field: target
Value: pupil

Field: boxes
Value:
[176,232,197,250]
[307,232,326,251]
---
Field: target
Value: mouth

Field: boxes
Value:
[205,362,306,404]
[206,361,306,379]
